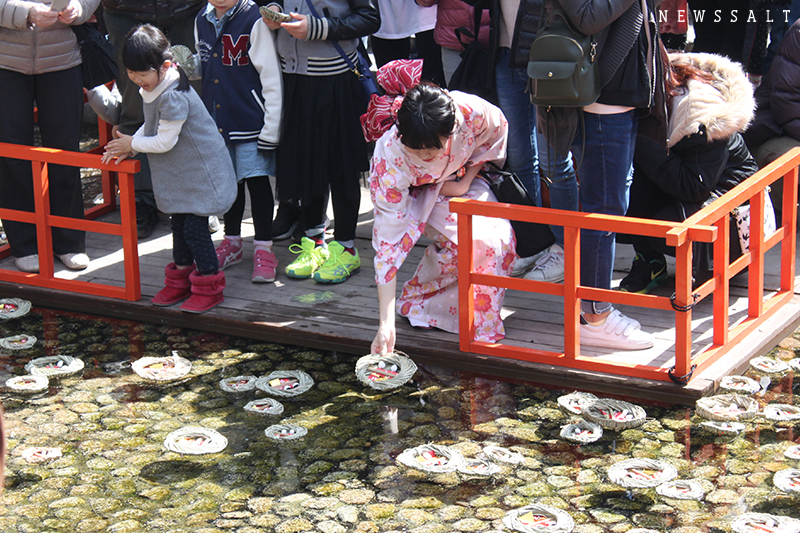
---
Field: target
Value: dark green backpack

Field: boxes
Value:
[526,9,600,107]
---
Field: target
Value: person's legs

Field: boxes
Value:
[494,49,540,205]
[181,214,219,275]
[370,36,411,68]
[104,10,159,236]
[312,173,361,283]
[246,176,275,242]
[441,47,462,87]
[537,131,578,246]
[0,68,38,259]
[36,67,86,256]
[414,30,446,87]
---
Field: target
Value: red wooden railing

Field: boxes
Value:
[450,147,800,384]
[0,144,141,301]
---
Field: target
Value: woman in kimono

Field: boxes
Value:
[363,60,516,355]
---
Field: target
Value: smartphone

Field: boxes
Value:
[50,0,69,12]
[259,6,293,23]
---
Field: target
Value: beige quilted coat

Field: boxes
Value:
[0,0,100,75]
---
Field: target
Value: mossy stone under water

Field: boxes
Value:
[0,308,799,532]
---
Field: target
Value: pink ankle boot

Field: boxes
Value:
[180,270,225,313]
[152,263,195,306]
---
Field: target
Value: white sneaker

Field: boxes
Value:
[524,244,565,282]
[57,253,90,270]
[511,248,547,277]
[208,216,221,233]
[580,308,654,350]
[15,254,39,273]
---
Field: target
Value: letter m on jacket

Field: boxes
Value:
[222,35,249,66]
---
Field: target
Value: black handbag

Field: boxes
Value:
[526,7,600,107]
[449,6,497,104]
[483,163,555,259]
[72,23,118,89]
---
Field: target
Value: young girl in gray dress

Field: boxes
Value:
[102,24,237,313]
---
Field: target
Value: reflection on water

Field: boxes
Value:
[0,307,798,532]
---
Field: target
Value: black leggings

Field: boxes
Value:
[172,214,218,275]
[223,176,274,241]
[302,174,360,242]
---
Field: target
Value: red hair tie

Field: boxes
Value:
[360,59,423,143]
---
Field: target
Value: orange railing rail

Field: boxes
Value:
[450,147,800,384]
[0,143,141,301]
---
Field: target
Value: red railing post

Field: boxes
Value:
[457,201,475,352]
[673,238,693,378]
[563,225,580,358]
[713,214,731,345]
[781,166,798,294]
[748,189,767,318]
[32,161,55,278]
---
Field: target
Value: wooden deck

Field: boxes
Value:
[2,186,799,405]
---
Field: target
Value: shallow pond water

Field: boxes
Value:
[0,306,798,533]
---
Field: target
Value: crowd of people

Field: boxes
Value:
[1,0,796,352]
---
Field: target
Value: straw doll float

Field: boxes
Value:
[607,458,678,489]
[656,479,707,500]
[397,444,466,473]
[164,427,227,454]
[255,370,313,397]
[773,469,800,493]
[699,420,746,435]
[482,445,524,466]
[582,398,646,430]
[219,375,258,392]
[556,391,598,415]
[355,351,417,390]
[719,375,762,395]
[25,355,84,378]
[244,398,284,416]
[731,513,800,533]
[457,458,501,477]
[763,404,800,422]
[560,419,603,444]
[0,298,31,320]
[264,424,308,441]
[5,374,49,394]
[21,447,62,464]
[749,356,791,374]
[695,394,759,422]
[131,352,192,383]
[0,334,36,350]
[785,445,800,460]
[502,503,575,533]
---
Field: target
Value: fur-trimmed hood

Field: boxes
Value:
[667,53,756,148]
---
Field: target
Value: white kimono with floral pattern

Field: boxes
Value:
[369,91,516,341]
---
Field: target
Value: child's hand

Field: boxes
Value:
[58,0,80,24]
[102,134,134,165]
[281,13,308,40]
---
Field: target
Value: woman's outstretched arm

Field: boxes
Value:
[372,279,397,354]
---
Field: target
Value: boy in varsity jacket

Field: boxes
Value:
[194,0,284,283]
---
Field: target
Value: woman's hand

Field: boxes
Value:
[371,323,396,355]
[281,13,308,40]
[102,134,134,164]
[28,4,59,27]
[440,164,482,197]
[58,0,80,24]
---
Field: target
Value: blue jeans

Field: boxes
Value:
[495,49,541,205]
[537,130,578,245]
[575,111,638,315]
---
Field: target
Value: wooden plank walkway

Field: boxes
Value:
[2,186,799,405]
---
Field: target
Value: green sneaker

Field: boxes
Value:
[312,241,361,283]
[285,236,329,279]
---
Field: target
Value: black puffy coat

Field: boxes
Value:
[745,18,800,147]
[632,53,758,220]
[102,0,206,25]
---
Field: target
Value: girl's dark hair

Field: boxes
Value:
[123,24,189,92]
[396,82,456,150]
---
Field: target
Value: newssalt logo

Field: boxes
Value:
[659,9,795,23]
